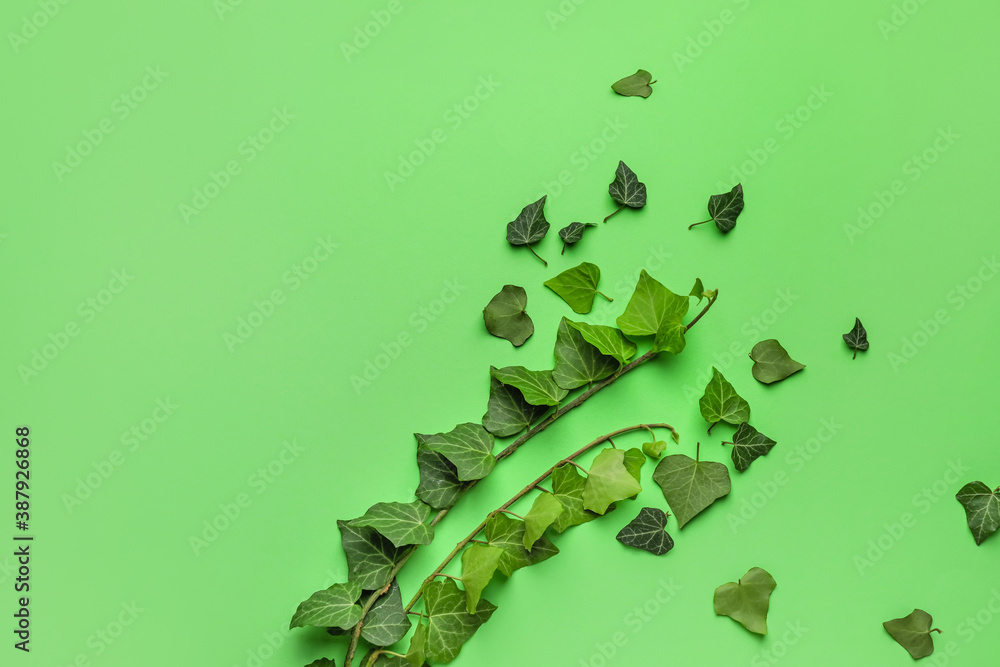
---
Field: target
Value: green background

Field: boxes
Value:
[3,0,999,665]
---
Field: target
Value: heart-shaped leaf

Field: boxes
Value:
[550,463,601,532]
[653,451,731,528]
[506,196,550,266]
[583,448,643,515]
[722,423,776,473]
[749,339,805,384]
[883,609,941,660]
[690,184,744,232]
[616,507,674,556]
[611,69,655,98]
[483,285,533,347]
[699,367,751,433]
[605,161,647,221]
[616,270,689,354]
[552,318,620,390]
[337,521,409,590]
[348,500,434,548]
[422,579,497,664]
[483,513,559,576]
[415,447,464,510]
[713,567,776,635]
[482,369,549,437]
[460,543,505,614]
[642,440,667,459]
[544,262,610,314]
[566,320,637,366]
[290,580,363,630]
[843,317,869,359]
[522,492,564,550]
[490,366,568,407]
[420,422,496,482]
[361,579,412,646]
[956,481,1000,545]
[558,222,596,254]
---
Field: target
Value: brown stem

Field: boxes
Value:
[603,204,626,223]
[527,244,547,266]
[688,219,712,230]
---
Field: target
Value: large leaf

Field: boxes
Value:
[616,270,689,354]
[605,161,647,222]
[843,317,869,359]
[616,507,674,556]
[420,423,496,482]
[289,581,362,630]
[956,481,1000,545]
[483,513,559,576]
[544,262,608,314]
[652,453,730,528]
[522,492,564,550]
[348,500,434,548]
[415,447,464,510]
[550,463,601,532]
[552,318,620,390]
[722,423,776,473]
[566,320,637,366]
[422,579,497,664]
[558,221,596,253]
[611,69,655,98]
[490,366,568,407]
[749,339,805,384]
[583,448,643,515]
[883,609,941,660]
[482,370,549,437]
[699,367,750,433]
[483,285,533,347]
[713,567,776,635]
[338,521,409,590]
[506,196,550,266]
[361,580,412,647]
[460,544,505,614]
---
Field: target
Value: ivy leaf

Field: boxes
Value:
[337,521,409,590]
[289,581,362,630]
[406,622,427,667]
[558,222,596,254]
[506,196,549,266]
[843,317,869,359]
[611,69,655,98]
[583,448,643,515]
[566,320,637,366]
[460,544,505,614]
[722,423,776,473]
[361,580,412,647]
[482,370,549,437]
[348,500,434,548]
[622,447,645,487]
[652,451,731,528]
[616,507,674,556]
[616,270,690,354]
[699,367,751,433]
[415,447,464,510]
[363,653,407,667]
[421,423,496,482]
[484,513,559,576]
[690,184,744,233]
[956,481,1000,545]
[642,440,667,459]
[490,366,568,407]
[552,318,620,390]
[422,579,497,664]
[713,567,776,635]
[483,285,533,347]
[523,492,564,550]
[543,262,611,314]
[749,339,805,384]
[605,161,647,222]
[689,278,706,303]
[883,609,942,660]
[551,463,601,532]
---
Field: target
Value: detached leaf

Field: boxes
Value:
[883,609,941,660]
[605,161,647,222]
[415,447,464,510]
[551,463,601,532]
[482,370,548,437]
[843,317,869,359]
[713,567,776,635]
[523,492,564,550]
[616,270,690,354]
[611,69,655,98]
[484,513,559,576]
[490,366,568,407]
[690,184,744,233]
[506,197,550,266]
[583,448,643,515]
[558,222,596,254]
[750,339,805,384]
[566,320,637,366]
[956,481,1000,545]
[552,318,620,390]
[699,367,751,433]
[544,262,610,314]
[652,452,731,528]
[422,579,497,664]
[338,521,409,590]
[290,581,362,630]
[361,580,412,647]
[616,507,674,555]
[722,423,776,473]
[483,285,533,347]
[461,544,505,614]
[421,423,496,482]
[348,500,434,548]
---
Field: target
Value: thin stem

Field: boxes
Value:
[685,292,717,331]
[469,538,489,545]
[562,460,589,473]
[534,484,552,494]
[707,422,717,435]
[596,291,613,302]
[643,425,656,441]
[931,628,943,634]
[603,204,626,223]
[406,611,428,617]
[649,79,658,84]
[561,242,567,256]
[496,509,524,520]
[430,573,462,581]
[696,442,701,462]
[527,244,547,267]
[606,437,617,449]
[852,348,857,360]
[688,219,712,230]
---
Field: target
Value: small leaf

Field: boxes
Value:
[713,567,776,635]
[484,513,559,576]
[622,447,645,488]
[699,367,751,433]
[482,369,548,437]
[421,423,496,482]
[338,521,409,590]
[290,581,362,630]
[843,317,869,359]
[490,366,568,407]
[566,320,637,366]
[611,69,655,98]
[422,579,497,664]
[544,262,609,314]
[608,161,647,211]
[956,481,1000,545]
[415,447,464,510]
[483,285,533,347]
[652,453,731,528]
[616,507,674,556]
[523,492,564,550]
[722,423,776,473]
[616,270,690,354]
[506,196,550,266]
[552,318,620,390]
[749,339,805,384]
[583,448,643,515]
[883,609,941,660]
[551,463,601,532]
[361,580,412,647]
[689,278,706,303]
[691,183,744,233]
[406,622,427,667]
[558,222,596,254]
[460,544,505,614]
[642,440,667,459]
[348,500,434,548]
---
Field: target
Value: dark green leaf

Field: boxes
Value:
[701,183,744,233]
[362,652,406,667]
[460,544,505,614]
[713,567,776,635]
[749,339,805,384]
[642,440,667,459]
[956,481,1000,545]
[506,196,549,266]
[652,453,731,528]
[544,262,609,314]
[484,513,559,576]
[338,521,409,590]
[883,609,941,660]
[523,492,564,550]
[482,370,549,437]
[290,581,362,630]
[611,69,655,98]
[421,423,496,482]
[483,285,533,347]
[616,507,674,555]
[558,222,596,253]
[566,320,637,366]
[306,659,338,667]
[583,448,643,515]
[550,463,601,532]
[722,423,776,473]
[422,579,497,664]
[348,500,434,548]
[552,318,620,390]
[490,366,568,406]
[361,580,412,646]
[699,367,751,433]
[843,317,869,359]
[415,448,464,510]
[607,161,647,214]
[616,270,689,354]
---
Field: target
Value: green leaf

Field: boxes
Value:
[363,653,406,667]
[506,196,549,266]
[622,447,645,486]
[482,370,549,437]
[421,423,496,482]
[883,609,941,660]
[616,270,689,354]
[348,500,434,548]
[552,318,620,390]
[713,567,776,635]
[689,278,706,303]
[699,367,751,433]
[550,463,601,532]
[611,69,654,98]
[483,285,533,347]
[306,659,338,667]
[361,580,412,647]
[338,521,409,590]
[484,513,559,576]
[843,317,869,359]
[415,447,464,510]
[460,544,505,614]
[522,492,564,550]
[722,423,776,473]
[566,320,637,366]
[490,366,568,407]
[422,579,497,664]
[583,448,643,515]
[616,507,674,556]
[608,160,647,210]
[652,452,731,528]
[749,339,805,384]
[544,262,609,314]
[406,622,427,667]
[558,222,596,254]
[290,581,362,630]
[956,481,1000,545]
[691,183,744,233]
[642,440,667,459]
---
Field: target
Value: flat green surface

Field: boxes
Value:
[3,1,999,665]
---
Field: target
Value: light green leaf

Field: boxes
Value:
[552,318,620,390]
[722,423,776,473]
[749,339,805,384]
[956,481,1000,546]
[415,447,464,510]
[689,278,706,303]
[616,270,690,354]
[290,580,362,630]
[883,609,941,660]
[544,262,609,314]
[423,579,497,664]
[652,453,731,528]
[714,567,776,635]
[460,544,505,614]
[482,370,549,437]
[523,492,564,550]
[642,440,667,458]
[566,320,637,366]
[338,521,409,590]
[506,196,550,266]
[611,69,655,98]
[348,500,434,548]
[483,285,533,347]
[623,447,645,488]
[550,463,601,532]
[406,622,427,667]
[361,580,412,647]
[583,448,643,515]
[490,366,568,407]
[699,367,751,433]
[484,513,559,576]
[421,423,496,482]
[616,507,674,556]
